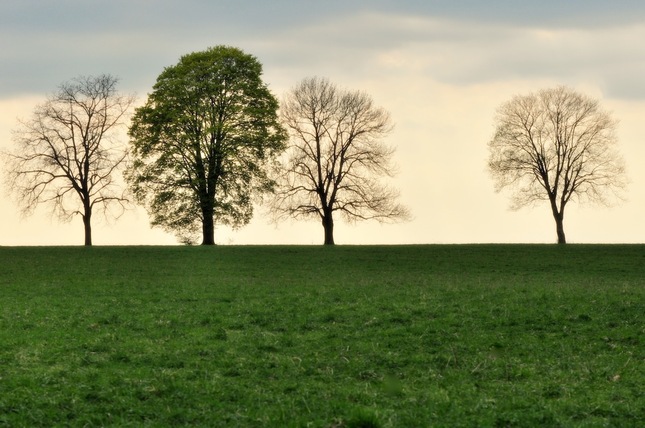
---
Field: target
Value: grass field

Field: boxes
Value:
[0,245,643,427]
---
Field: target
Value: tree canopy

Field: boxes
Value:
[272,77,409,245]
[3,74,133,245]
[488,86,627,244]
[127,46,286,245]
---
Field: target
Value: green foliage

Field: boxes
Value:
[126,46,287,243]
[0,245,643,426]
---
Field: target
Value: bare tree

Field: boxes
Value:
[3,75,134,246]
[488,86,627,244]
[272,77,409,245]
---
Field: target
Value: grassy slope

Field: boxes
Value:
[0,245,643,427]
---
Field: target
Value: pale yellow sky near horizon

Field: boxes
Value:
[2,79,643,246]
[2,6,645,245]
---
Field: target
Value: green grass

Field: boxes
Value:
[0,245,643,427]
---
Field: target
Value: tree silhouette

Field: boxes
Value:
[3,75,134,246]
[488,86,627,244]
[272,77,409,245]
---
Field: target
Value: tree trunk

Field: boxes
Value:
[82,211,92,247]
[201,211,215,245]
[322,212,335,245]
[555,215,566,244]
[548,197,567,244]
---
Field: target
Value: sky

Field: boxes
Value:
[1,0,645,245]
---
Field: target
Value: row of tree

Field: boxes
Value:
[1,46,627,245]
[2,46,408,246]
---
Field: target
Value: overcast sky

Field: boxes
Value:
[1,0,644,245]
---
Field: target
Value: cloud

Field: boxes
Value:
[3,2,645,99]
[225,10,645,101]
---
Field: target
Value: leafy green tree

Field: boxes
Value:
[127,46,286,245]
[3,75,134,246]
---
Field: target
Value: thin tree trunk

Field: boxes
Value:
[322,212,335,245]
[555,215,566,244]
[82,211,92,247]
[549,197,566,244]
